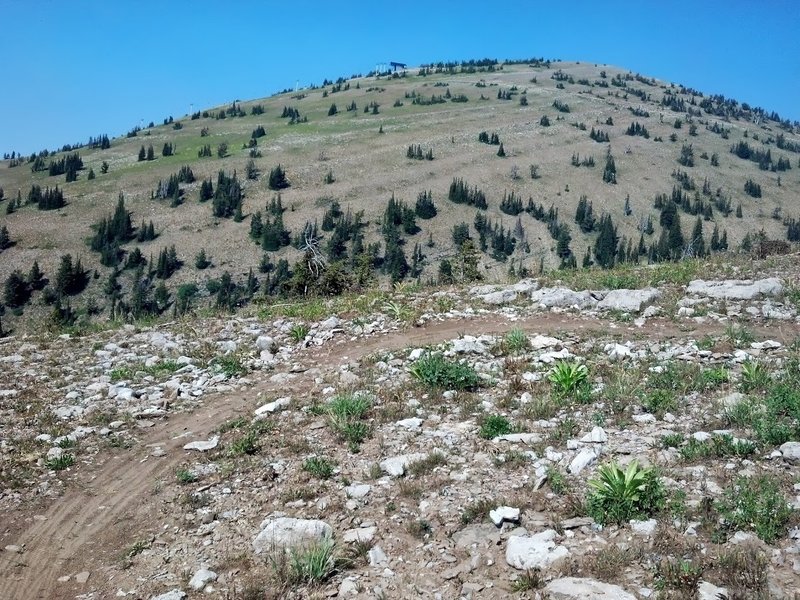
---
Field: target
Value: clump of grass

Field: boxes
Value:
[461,498,495,524]
[303,456,335,480]
[679,434,756,461]
[479,414,513,439]
[45,453,75,471]
[586,461,665,525]
[717,475,793,543]
[752,382,800,445]
[406,518,432,539]
[409,352,479,390]
[176,467,197,484]
[511,568,544,592]
[725,323,755,347]
[548,361,588,397]
[213,354,246,378]
[327,393,371,452]
[740,360,770,392]
[641,388,677,418]
[289,323,310,343]
[228,429,261,456]
[405,451,447,476]
[654,558,704,595]
[496,328,530,355]
[660,433,685,448]
[279,538,336,584]
[716,546,769,598]
[546,466,568,495]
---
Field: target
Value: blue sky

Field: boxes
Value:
[2,0,799,155]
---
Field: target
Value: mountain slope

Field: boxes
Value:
[0,59,798,331]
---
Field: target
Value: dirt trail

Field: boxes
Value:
[0,312,797,599]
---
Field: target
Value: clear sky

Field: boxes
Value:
[2,0,798,155]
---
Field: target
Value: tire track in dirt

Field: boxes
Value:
[1,312,797,599]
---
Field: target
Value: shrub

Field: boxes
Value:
[548,361,588,396]
[479,414,512,439]
[303,456,335,479]
[409,352,480,390]
[718,475,792,543]
[587,461,665,525]
[327,393,371,452]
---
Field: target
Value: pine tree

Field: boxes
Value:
[690,217,706,258]
[497,143,506,157]
[138,146,146,161]
[146,145,155,161]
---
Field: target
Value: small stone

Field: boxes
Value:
[368,545,388,566]
[188,568,217,590]
[379,453,427,477]
[345,484,371,499]
[569,448,598,474]
[338,578,359,596]
[698,581,728,600]
[342,526,377,543]
[75,571,90,584]
[780,442,800,463]
[544,577,636,599]
[630,519,658,536]
[489,506,520,527]
[254,397,290,415]
[183,436,219,452]
[150,591,187,600]
[506,530,570,570]
[581,427,608,443]
[5,545,22,553]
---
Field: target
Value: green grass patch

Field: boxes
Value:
[478,414,513,439]
[718,475,793,543]
[409,352,480,390]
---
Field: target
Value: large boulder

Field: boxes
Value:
[544,577,636,600]
[252,517,333,555]
[597,288,661,313]
[685,278,783,300]
[505,529,569,570]
[530,287,598,309]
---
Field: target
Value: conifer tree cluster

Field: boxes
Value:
[499,191,523,216]
[625,122,650,138]
[590,128,610,143]
[89,193,135,266]
[414,190,437,219]
[478,131,501,145]
[448,178,488,209]
[28,184,66,210]
[268,165,289,190]
[406,144,434,160]
[48,152,83,180]
[574,195,596,233]
[212,170,244,218]
[250,196,291,251]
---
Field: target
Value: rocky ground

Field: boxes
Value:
[2,260,800,600]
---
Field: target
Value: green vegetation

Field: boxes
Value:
[303,456,335,479]
[718,475,793,543]
[409,352,480,390]
[326,393,371,452]
[478,414,513,439]
[587,461,665,525]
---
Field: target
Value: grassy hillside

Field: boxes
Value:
[1,58,799,331]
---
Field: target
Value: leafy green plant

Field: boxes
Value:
[303,456,335,479]
[642,389,678,419]
[228,429,260,456]
[213,354,246,378]
[718,475,793,543]
[753,382,800,445]
[327,393,371,451]
[679,434,756,460]
[740,360,770,392]
[701,365,729,388]
[660,433,684,448]
[409,352,479,390]
[586,461,665,525]
[548,361,588,396]
[479,414,512,439]
[289,323,310,343]
[511,568,544,592]
[383,300,414,323]
[500,328,530,355]
[46,453,75,471]
[546,466,568,495]
[654,558,703,594]
[176,468,197,484]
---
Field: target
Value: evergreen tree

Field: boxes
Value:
[414,190,437,219]
[602,148,617,183]
[268,164,289,190]
[195,248,211,269]
[138,146,146,161]
[27,261,45,290]
[146,145,155,161]
[594,214,618,268]
[3,270,30,307]
[690,217,706,257]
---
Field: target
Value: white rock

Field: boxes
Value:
[345,484,371,499]
[780,442,800,463]
[368,545,388,566]
[338,578,359,596]
[505,529,569,570]
[252,517,333,554]
[489,506,520,526]
[451,336,488,354]
[408,348,424,360]
[569,448,598,474]
[630,519,658,536]
[254,397,290,415]
[531,288,598,309]
[396,417,423,430]
[480,290,517,305]
[685,278,783,300]
[750,340,782,350]
[698,581,728,600]
[342,526,376,543]
[319,316,341,330]
[255,336,274,351]
[605,343,633,361]
[379,453,427,477]
[598,289,661,313]
[493,433,542,444]
[183,436,219,452]
[581,427,608,443]
[150,591,186,600]
[188,568,217,591]
[544,577,636,600]
[530,335,561,349]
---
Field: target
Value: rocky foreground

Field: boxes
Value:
[1,266,800,599]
